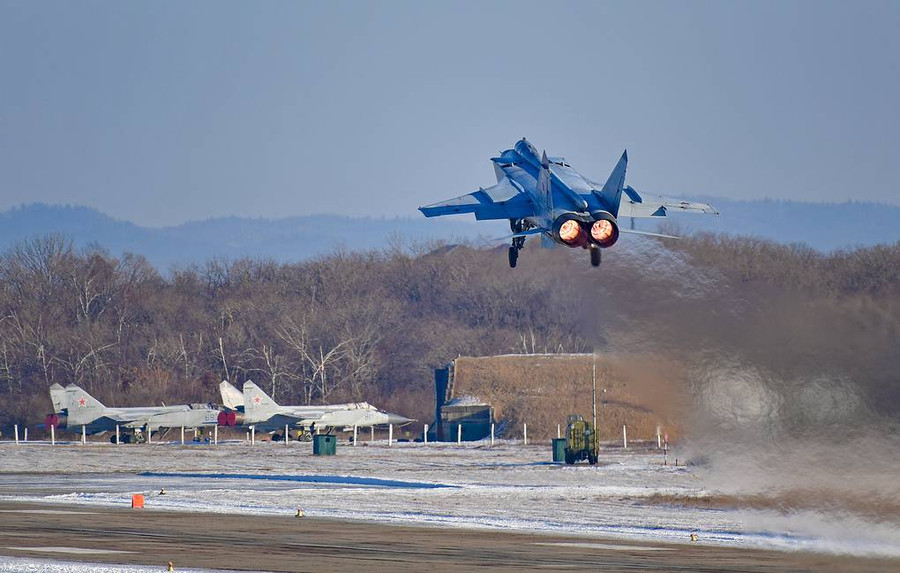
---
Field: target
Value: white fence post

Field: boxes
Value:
[213,424,218,445]
[388,424,393,447]
[490,423,495,447]
[657,426,661,449]
[622,425,627,449]
[285,424,289,446]
[180,426,185,445]
[353,425,358,446]
[523,423,528,446]
[23,428,27,442]
[251,426,255,445]
[51,424,55,446]
[423,424,428,445]
[14,424,19,445]
[82,425,86,445]
[115,425,120,445]
[370,425,375,442]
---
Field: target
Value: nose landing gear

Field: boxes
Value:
[590,246,601,268]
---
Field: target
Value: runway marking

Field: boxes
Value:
[0,509,98,515]
[8,547,134,555]
[534,542,673,552]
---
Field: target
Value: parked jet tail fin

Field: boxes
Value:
[243,380,279,419]
[64,384,106,425]
[594,150,628,216]
[219,380,245,410]
[49,383,67,414]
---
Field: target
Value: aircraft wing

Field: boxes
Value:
[616,190,718,219]
[419,178,535,220]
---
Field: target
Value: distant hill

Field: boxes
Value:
[0,200,898,268]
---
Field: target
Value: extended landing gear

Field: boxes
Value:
[508,219,527,268]
[590,246,601,268]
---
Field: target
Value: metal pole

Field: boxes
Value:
[51,424,55,446]
[622,425,627,449]
[371,425,374,442]
[116,425,120,445]
[592,353,598,453]
[423,424,428,445]
[181,426,185,445]
[23,428,27,442]
[457,423,461,444]
[557,424,561,439]
[82,425,86,445]
[490,423,495,447]
[523,423,527,445]
[388,424,393,446]
[251,425,255,445]
[657,426,661,449]
[285,424,289,446]
[147,428,151,445]
[213,424,218,445]
[353,425,357,446]
[14,424,18,445]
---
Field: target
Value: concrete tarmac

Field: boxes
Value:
[0,501,895,572]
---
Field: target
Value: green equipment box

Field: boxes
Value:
[313,434,337,456]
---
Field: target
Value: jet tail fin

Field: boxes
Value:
[594,150,628,216]
[243,380,279,421]
[49,383,67,414]
[219,380,245,410]
[64,384,106,425]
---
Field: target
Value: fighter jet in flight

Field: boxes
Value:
[45,383,220,443]
[217,380,412,440]
[419,138,717,268]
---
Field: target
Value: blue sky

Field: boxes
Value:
[1,1,898,226]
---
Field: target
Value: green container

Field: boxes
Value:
[313,434,337,456]
[552,438,566,463]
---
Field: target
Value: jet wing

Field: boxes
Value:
[615,189,718,219]
[419,178,535,220]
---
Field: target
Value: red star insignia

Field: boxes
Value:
[78,397,86,407]
[253,396,261,404]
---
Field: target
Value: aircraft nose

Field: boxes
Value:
[386,413,413,425]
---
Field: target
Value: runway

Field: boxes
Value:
[0,501,893,572]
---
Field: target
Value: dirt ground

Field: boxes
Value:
[0,501,895,572]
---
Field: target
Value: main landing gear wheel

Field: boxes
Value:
[590,247,601,267]
[508,247,518,268]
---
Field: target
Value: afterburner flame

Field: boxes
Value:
[591,220,615,242]
[559,219,582,243]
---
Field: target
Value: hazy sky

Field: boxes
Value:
[1,1,898,226]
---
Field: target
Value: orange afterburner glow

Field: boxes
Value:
[559,219,582,243]
[591,220,615,242]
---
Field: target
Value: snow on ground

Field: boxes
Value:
[0,555,232,573]
[1,440,898,558]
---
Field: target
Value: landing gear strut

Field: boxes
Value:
[590,246,601,268]
[508,219,527,268]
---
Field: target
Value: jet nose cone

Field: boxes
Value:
[386,413,413,426]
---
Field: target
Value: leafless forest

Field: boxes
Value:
[0,234,898,435]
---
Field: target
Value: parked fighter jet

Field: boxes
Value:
[45,384,220,443]
[419,138,717,268]
[217,380,412,440]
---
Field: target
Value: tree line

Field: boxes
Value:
[1,233,898,430]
